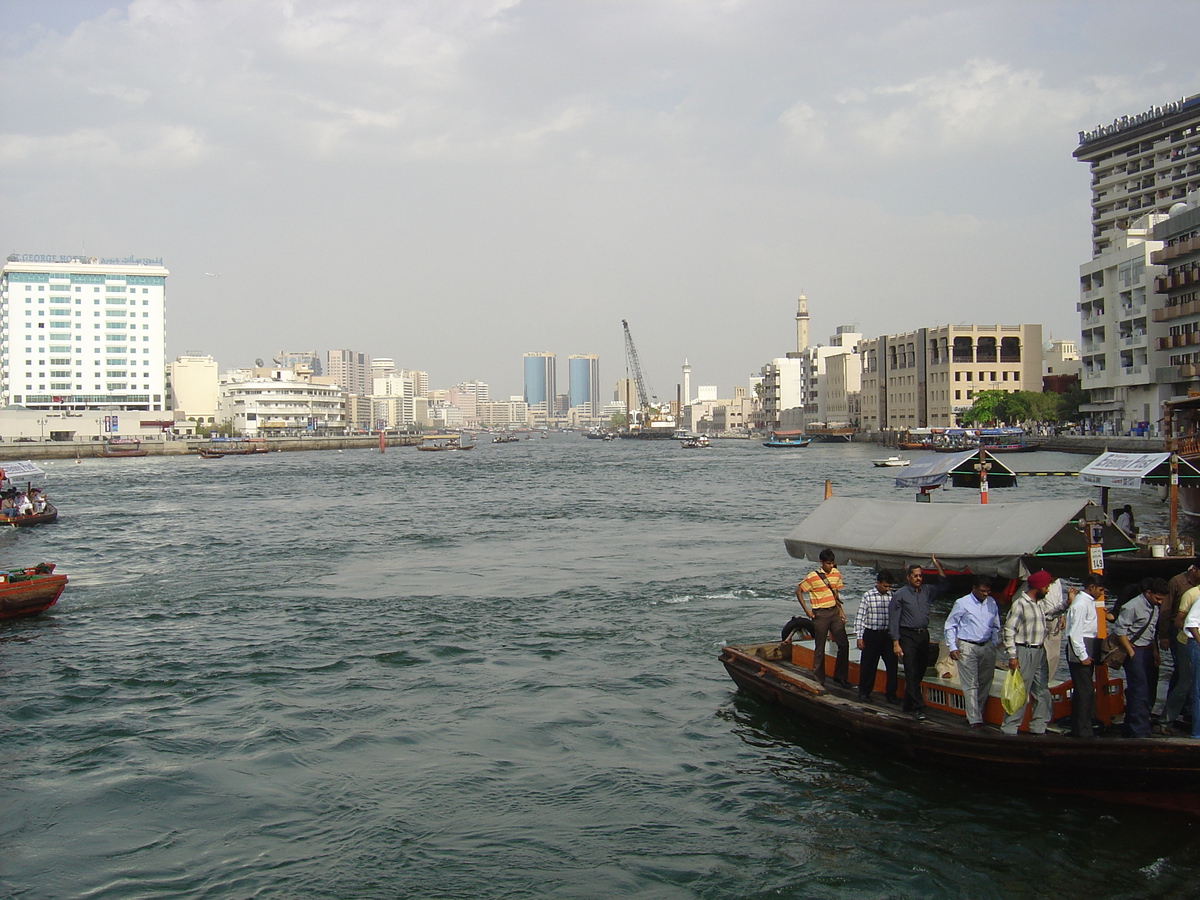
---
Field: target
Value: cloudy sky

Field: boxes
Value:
[2,1,1197,399]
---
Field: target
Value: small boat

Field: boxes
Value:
[98,438,148,458]
[417,434,475,451]
[0,461,57,526]
[679,434,711,449]
[872,456,910,467]
[492,433,521,444]
[720,639,1200,816]
[762,430,812,449]
[0,563,68,620]
[200,438,269,456]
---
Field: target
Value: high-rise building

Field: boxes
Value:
[1,253,168,411]
[568,354,601,417]
[523,352,556,412]
[327,349,372,396]
[1074,94,1200,258]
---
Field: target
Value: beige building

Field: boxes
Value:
[167,352,219,426]
[220,366,347,435]
[860,324,1043,431]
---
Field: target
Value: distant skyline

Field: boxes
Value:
[2,1,1198,398]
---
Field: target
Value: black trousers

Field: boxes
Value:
[898,627,931,712]
[858,628,898,699]
[1068,658,1096,738]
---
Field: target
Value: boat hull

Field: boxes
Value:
[0,503,58,527]
[0,567,68,621]
[721,643,1200,816]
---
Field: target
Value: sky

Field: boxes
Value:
[2,1,1198,400]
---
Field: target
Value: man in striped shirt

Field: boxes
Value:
[854,570,899,704]
[796,548,849,688]
[1001,570,1071,735]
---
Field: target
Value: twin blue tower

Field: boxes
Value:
[523,352,601,416]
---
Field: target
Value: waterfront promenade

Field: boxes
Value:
[0,433,421,461]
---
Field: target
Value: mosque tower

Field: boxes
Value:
[795,293,810,353]
[682,359,692,406]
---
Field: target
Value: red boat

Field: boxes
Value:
[0,563,69,620]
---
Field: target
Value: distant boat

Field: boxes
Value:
[872,456,910,467]
[98,438,148,458]
[418,434,475,452]
[763,431,812,448]
[200,438,269,457]
[679,434,711,449]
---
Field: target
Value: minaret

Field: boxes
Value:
[682,359,692,406]
[796,293,810,353]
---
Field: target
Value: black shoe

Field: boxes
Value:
[832,679,852,689]
[884,696,900,705]
[857,693,872,702]
[914,712,927,721]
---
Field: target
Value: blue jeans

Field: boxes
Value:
[1189,639,1200,739]
[1123,645,1156,737]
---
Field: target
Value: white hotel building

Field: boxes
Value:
[1,254,168,411]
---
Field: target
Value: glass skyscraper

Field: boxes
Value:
[568,354,600,415]
[523,352,556,410]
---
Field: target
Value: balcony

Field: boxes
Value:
[1153,298,1200,322]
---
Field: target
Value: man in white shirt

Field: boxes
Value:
[1066,574,1103,739]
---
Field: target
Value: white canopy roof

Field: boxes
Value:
[1078,451,1184,489]
[783,496,1132,579]
[0,460,46,482]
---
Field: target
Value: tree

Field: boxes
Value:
[609,412,629,429]
[959,390,1008,426]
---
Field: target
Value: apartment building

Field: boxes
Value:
[1074,94,1200,258]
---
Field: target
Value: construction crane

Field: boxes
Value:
[622,319,658,423]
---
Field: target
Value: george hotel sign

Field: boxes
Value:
[1078,96,1191,146]
[6,253,164,266]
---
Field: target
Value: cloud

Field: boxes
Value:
[0,124,208,169]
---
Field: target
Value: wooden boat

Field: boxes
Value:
[98,438,148,458]
[762,430,812,449]
[200,438,269,456]
[0,461,57,526]
[0,502,58,527]
[679,434,711,449]
[492,433,521,444]
[0,563,68,620]
[720,639,1200,816]
[872,456,910,467]
[417,434,475,451]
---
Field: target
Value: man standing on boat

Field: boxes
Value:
[888,557,948,720]
[944,575,1000,730]
[1112,577,1167,738]
[854,570,899,705]
[796,549,850,688]
[1001,570,1071,735]
[1066,574,1104,739]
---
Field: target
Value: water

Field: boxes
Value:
[3,438,1198,899]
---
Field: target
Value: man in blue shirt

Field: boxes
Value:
[1113,577,1167,738]
[944,575,1001,730]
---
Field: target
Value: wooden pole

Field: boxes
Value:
[1169,453,1180,553]
[824,479,833,500]
[379,430,385,453]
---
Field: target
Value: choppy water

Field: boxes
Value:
[2,437,1198,899]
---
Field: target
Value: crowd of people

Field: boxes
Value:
[788,550,1200,740]
[0,486,48,518]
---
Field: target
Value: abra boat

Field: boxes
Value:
[200,437,269,457]
[417,434,475,451]
[0,563,68,620]
[720,639,1200,816]
[679,434,711,449]
[871,456,910,467]
[762,430,812,449]
[98,438,148,458]
[0,461,58,526]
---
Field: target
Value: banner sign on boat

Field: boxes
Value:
[1078,452,1171,489]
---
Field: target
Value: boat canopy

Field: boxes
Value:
[783,496,1136,579]
[893,450,1017,489]
[1078,450,1200,488]
[0,460,46,482]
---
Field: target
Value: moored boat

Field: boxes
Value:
[0,563,68,620]
[98,438,148,458]
[762,430,812,449]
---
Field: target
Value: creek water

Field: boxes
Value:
[2,437,1197,898]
